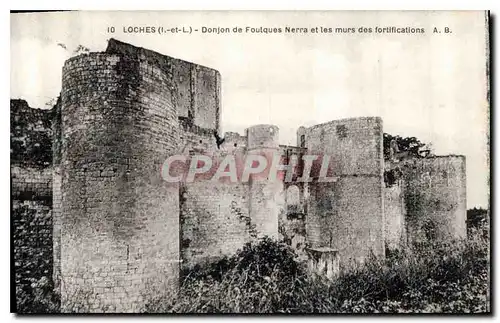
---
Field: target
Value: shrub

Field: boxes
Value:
[184,236,305,282]
[15,276,60,314]
[147,229,490,314]
[17,227,489,313]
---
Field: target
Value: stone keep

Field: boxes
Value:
[10,39,468,313]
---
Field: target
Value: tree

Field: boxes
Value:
[467,207,489,229]
[383,133,431,160]
[73,45,90,55]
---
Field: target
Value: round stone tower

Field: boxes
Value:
[402,155,467,242]
[246,124,283,239]
[304,117,385,267]
[59,53,180,312]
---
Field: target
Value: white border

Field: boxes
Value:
[3,1,498,322]
[2,1,497,10]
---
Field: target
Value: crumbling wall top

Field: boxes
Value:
[10,99,53,168]
[105,38,220,77]
[246,124,280,150]
[302,116,382,132]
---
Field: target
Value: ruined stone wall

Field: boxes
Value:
[10,99,54,309]
[402,156,467,243]
[60,52,180,312]
[304,117,385,267]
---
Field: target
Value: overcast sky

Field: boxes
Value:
[11,11,489,208]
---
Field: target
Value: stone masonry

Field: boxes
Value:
[11,39,467,312]
[11,99,54,307]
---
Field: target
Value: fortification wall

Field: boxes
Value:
[11,37,471,313]
[180,180,251,270]
[10,99,55,309]
[193,66,221,130]
[59,52,180,313]
[221,132,247,154]
[106,39,223,160]
[11,167,54,305]
[106,38,221,133]
[305,117,383,175]
[384,183,406,249]
[11,166,52,200]
[52,98,62,295]
[178,119,214,153]
[178,128,252,269]
[279,145,308,253]
[402,156,467,243]
[304,117,385,266]
[247,125,283,240]
[11,99,53,168]
[280,183,307,252]
[306,181,335,247]
[180,125,285,270]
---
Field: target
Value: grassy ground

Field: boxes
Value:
[147,227,490,314]
[16,225,489,314]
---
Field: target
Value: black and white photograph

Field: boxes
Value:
[9,10,490,314]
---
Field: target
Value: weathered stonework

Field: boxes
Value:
[11,99,55,309]
[59,51,181,312]
[11,38,468,312]
[247,125,283,240]
[303,118,385,267]
[402,156,467,243]
[384,182,407,249]
[180,181,251,270]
